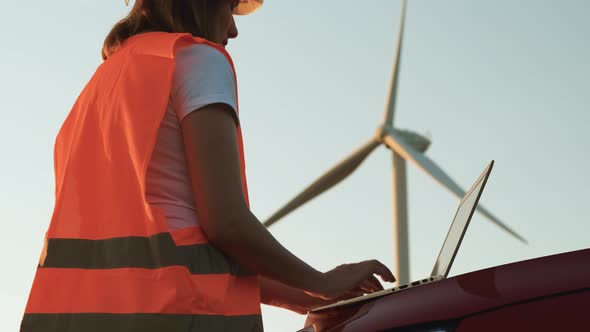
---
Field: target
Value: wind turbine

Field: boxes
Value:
[263,0,527,285]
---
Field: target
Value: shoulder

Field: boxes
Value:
[172,43,237,95]
[176,44,234,72]
[171,43,239,123]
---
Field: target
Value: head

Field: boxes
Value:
[102,0,239,60]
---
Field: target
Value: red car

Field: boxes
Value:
[301,248,590,332]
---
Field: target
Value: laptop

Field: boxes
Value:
[311,160,495,312]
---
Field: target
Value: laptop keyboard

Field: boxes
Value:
[311,276,443,312]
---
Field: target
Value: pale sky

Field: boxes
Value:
[2,1,589,331]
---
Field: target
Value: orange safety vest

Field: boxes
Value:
[21,32,262,332]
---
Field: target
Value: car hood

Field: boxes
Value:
[304,248,590,331]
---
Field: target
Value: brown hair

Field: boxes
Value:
[102,0,232,60]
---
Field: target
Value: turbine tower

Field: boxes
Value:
[262,0,527,285]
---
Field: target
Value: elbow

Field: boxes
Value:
[205,224,237,249]
[200,211,248,249]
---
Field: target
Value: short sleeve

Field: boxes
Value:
[171,44,238,125]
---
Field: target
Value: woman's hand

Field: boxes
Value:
[307,260,396,300]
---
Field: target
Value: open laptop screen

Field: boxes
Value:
[431,163,492,278]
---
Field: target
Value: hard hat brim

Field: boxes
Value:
[233,0,263,15]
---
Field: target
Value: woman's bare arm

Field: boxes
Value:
[181,103,325,292]
[181,103,395,298]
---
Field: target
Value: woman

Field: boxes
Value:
[21,0,395,331]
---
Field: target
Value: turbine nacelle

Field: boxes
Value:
[376,125,431,153]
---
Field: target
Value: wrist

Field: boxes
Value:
[303,271,328,297]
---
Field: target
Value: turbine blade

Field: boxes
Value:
[383,131,527,244]
[383,0,408,126]
[473,204,527,244]
[263,138,381,228]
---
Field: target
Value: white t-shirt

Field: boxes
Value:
[145,44,238,231]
